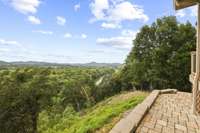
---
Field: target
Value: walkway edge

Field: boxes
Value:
[109,89,177,133]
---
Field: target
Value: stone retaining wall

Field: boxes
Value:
[195,88,200,114]
[109,89,177,133]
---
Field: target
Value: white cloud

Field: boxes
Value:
[0,38,27,53]
[27,15,41,24]
[97,37,132,49]
[96,29,138,49]
[175,10,185,18]
[6,0,42,24]
[88,48,124,54]
[63,33,87,39]
[0,38,22,47]
[90,0,109,20]
[64,33,88,39]
[101,22,121,29]
[33,30,53,35]
[64,33,72,38]
[0,48,11,52]
[90,0,148,28]
[88,49,109,54]
[121,29,138,37]
[74,3,80,11]
[56,16,66,26]
[10,0,41,14]
[81,34,87,39]
[108,2,148,22]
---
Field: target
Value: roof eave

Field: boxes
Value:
[174,0,197,10]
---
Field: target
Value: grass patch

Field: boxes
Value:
[39,91,148,133]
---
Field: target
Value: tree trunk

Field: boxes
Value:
[75,98,80,111]
[32,111,38,133]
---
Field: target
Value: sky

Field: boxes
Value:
[0,0,198,63]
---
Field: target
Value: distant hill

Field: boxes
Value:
[0,61,11,66]
[73,62,121,67]
[0,61,121,68]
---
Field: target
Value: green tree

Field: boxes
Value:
[0,68,58,133]
[123,16,196,91]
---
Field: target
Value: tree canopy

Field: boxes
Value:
[121,16,196,91]
[0,67,115,133]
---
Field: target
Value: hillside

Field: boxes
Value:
[0,61,121,68]
[39,91,148,133]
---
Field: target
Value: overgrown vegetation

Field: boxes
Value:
[39,92,147,133]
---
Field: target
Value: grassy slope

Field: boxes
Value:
[41,91,148,133]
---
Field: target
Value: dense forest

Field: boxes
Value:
[0,16,196,133]
[0,67,120,133]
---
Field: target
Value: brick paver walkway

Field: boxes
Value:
[136,92,200,133]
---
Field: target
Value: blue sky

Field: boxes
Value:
[0,0,197,63]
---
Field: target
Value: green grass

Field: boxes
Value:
[39,91,148,133]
